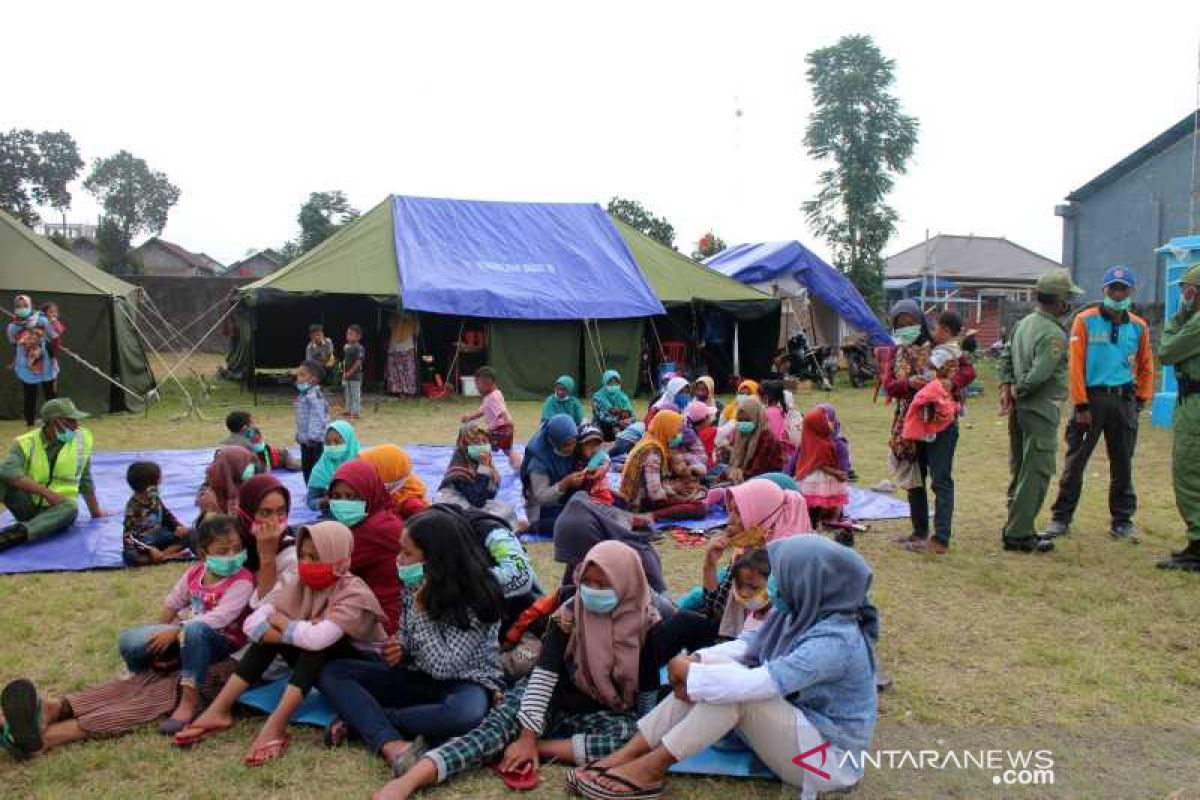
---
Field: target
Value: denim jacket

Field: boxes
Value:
[755,613,877,754]
[295,387,328,445]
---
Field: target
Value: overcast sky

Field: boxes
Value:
[5,1,1199,267]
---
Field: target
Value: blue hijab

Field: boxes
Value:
[520,414,579,493]
[307,419,362,491]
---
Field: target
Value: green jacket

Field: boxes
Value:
[1159,305,1200,380]
[999,309,1069,419]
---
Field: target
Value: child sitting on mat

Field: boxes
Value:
[664,452,706,504]
[461,365,521,470]
[122,461,190,566]
[221,410,301,473]
[576,425,613,505]
[173,521,389,767]
[117,515,254,734]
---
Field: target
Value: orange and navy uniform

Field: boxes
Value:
[1067,306,1154,409]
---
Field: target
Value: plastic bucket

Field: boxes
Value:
[460,376,480,397]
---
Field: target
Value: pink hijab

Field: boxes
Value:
[727,478,813,546]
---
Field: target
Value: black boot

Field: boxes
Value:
[0,524,28,552]
[1158,539,1200,571]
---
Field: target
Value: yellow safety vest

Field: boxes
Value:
[15,427,94,507]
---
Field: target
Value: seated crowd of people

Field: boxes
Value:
[0,365,881,800]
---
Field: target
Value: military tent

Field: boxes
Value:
[0,211,156,419]
[228,195,777,399]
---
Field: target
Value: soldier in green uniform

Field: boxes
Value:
[1158,263,1200,572]
[997,269,1083,553]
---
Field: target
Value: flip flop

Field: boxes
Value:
[172,720,232,748]
[157,716,192,736]
[323,717,349,749]
[244,735,290,767]
[492,763,541,791]
[566,764,609,792]
[389,735,428,778]
[574,770,663,800]
[0,679,42,759]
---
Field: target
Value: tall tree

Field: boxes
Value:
[693,231,727,260]
[802,35,918,310]
[607,197,676,249]
[297,191,359,253]
[0,129,84,226]
[84,150,180,272]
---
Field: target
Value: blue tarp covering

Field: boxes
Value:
[391,196,665,320]
[704,241,892,346]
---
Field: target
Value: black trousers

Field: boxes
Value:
[21,381,56,427]
[299,442,324,484]
[235,637,362,694]
[1050,390,1138,526]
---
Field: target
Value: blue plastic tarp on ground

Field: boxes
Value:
[392,196,665,320]
[705,241,892,346]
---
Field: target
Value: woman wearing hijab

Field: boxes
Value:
[327,459,405,634]
[592,369,635,441]
[815,403,854,479]
[435,421,518,527]
[643,376,690,427]
[618,411,689,514]
[195,447,257,521]
[572,536,878,800]
[174,522,389,766]
[882,300,974,547]
[759,379,798,464]
[553,493,666,594]
[235,474,297,606]
[719,379,760,423]
[360,444,429,519]
[306,419,362,512]
[794,407,850,521]
[374,541,664,800]
[691,375,724,419]
[721,397,784,483]
[7,294,59,427]
[540,375,584,425]
[520,414,585,534]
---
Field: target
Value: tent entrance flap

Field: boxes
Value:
[489,320,583,401]
[581,319,643,396]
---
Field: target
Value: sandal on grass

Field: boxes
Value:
[566,764,609,792]
[388,735,428,778]
[244,735,290,767]
[0,679,43,759]
[574,770,663,800]
[492,763,541,791]
[323,717,349,749]
[172,720,232,748]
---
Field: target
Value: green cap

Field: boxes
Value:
[39,398,90,422]
[1036,269,1084,296]
[1182,264,1200,286]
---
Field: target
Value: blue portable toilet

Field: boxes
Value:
[1151,235,1200,427]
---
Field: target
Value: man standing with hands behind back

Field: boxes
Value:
[1158,263,1200,572]
[1043,266,1154,543]
[997,269,1084,554]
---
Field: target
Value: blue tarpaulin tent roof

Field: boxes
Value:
[703,241,891,345]
[391,196,665,320]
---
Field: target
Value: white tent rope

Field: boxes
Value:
[119,304,200,408]
[58,344,148,400]
[140,291,233,347]
[151,300,241,388]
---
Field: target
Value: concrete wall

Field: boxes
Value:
[1061,131,1195,305]
[124,275,250,353]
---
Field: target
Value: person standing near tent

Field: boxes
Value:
[7,294,59,428]
[1042,267,1153,543]
[1157,264,1200,572]
[386,311,419,397]
[540,376,584,425]
[0,398,108,551]
[997,270,1084,554]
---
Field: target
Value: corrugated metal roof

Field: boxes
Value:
[885,234,1063,284]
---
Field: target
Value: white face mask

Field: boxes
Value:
[740,597,768,612]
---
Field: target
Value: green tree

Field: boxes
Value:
[607,197,676,249]
[802,35,918,310]
[0,129,84,226]
[693,231,727,260]
[84,150,180,272]
[298,191,359,253]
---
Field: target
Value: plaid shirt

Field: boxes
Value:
[399,590,504,695]
[294,386,328,445]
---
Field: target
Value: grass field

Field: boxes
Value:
[1,355,1198,799]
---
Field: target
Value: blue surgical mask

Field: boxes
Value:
[397,561,425,588]
[736,420,756,435]
[893,325,921,346]
[252,441,266,454]
[586,452,610,471]
[1103,297,1132,313]
[466,443,489,460]
[206,550,247,578]
[241,463,256,481]
[295,382,311,394]
[56,429,77,444]
[578,584,619,614]
[15,307,32,319]
[329,498,367,527]
[674,392,691,409]
[766,574,790,616]
[324,443,347,459]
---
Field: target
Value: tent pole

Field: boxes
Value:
[733,322,741,376]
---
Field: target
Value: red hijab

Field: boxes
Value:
[794,407,841,481]
[330,459,403,634]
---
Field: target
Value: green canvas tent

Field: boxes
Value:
[227,196,778,400]
[0,211,155,419]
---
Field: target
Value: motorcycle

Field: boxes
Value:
[841,336,878,389]
[776,332,834,391]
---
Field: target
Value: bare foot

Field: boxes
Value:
[169,697,197,724]
[190,707,233,731]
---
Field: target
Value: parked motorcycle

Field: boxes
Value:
[776,332,834,391]
[841,336,878,388]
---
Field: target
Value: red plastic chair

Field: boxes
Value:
[661,340,688,366]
